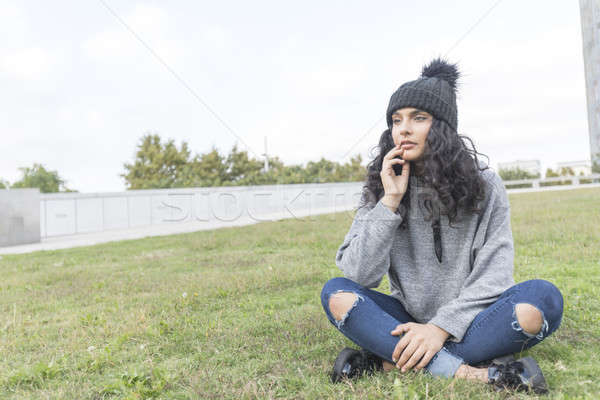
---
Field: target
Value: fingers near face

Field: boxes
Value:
[385,146,403,160]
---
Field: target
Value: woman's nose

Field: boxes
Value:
[399,130,412,140]
[398,120,412,134]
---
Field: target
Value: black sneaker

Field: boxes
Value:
[330,347,384,384]
[488,356,549,394]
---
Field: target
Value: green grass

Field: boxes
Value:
[0,187,599,399]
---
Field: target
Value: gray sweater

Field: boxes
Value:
[335,166,515,342]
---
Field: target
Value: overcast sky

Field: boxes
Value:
[0,0,590,193]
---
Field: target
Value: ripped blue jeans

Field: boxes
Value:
[321,277,564,378]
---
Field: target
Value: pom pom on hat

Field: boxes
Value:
[420,57,460,90]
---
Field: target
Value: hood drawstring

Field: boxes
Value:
[431,201,442,263]
[432,217,442,263]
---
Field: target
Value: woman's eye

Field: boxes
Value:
[394,116,426,123]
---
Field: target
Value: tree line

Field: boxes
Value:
[0,164,76,193]
[498,166,592,181]
[119,134,366,190]
[1,133,366,193]
[2,134,598,193]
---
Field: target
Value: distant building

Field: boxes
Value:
[555,160,592,176]
[497,160,541,176]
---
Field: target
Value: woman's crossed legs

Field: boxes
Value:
[320,277,563,378]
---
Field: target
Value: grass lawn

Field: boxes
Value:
[0,187,598,399]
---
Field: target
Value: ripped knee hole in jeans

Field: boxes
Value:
[329,290,365,330]
[511,302,549,341]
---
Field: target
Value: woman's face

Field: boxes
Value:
[390,107,433,161]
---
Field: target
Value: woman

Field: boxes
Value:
[320,57,564,394]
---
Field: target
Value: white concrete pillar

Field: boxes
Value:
[580,0,600,171]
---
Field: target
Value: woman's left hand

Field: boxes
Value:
[390,322,450,372]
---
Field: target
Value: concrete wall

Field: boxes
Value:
[0,188,41,246]
[5,176,600,244]
[40,182,364,238]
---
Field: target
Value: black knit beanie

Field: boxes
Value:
[386,57,460,131]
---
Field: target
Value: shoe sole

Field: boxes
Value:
[519,356,549,394]
[331,347,361,384]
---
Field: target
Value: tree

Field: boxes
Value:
[10,163,74,193]
[558,166,575,176]
[498,167,539,181]
[542,166,578,187]
[305,157,338,183]
[224,144,264,185]
[545,168,559,178]
[336,154,366,182]
[256,156,286,184]
[121,133,192,189]
[545,166,575,178]
[180,147,229,187]
[591,152,600,174]
[0,178,9,189]
[273,163,308,184]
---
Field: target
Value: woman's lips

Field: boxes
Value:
[401,143,416,149]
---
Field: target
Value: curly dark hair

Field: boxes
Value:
[359,117,490,230]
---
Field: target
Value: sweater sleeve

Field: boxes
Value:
[428,173,515,342]
[335,198,404,288]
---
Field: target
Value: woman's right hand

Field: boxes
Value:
[380,145,410,207]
